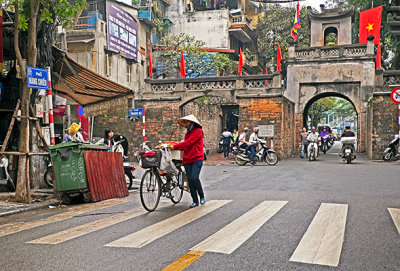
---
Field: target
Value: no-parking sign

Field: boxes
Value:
[77,105,84,119]
[390,87,400,104]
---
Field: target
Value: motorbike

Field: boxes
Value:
[320,135,333,154]
[203,146,209,160]
[0,155,15,191]
[217,138,224,153]
[383,134,399,161]
[308,139,319,161]
[235,139,278,166]
[340,137,356,164]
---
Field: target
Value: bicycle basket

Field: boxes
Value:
[140,150,161,168]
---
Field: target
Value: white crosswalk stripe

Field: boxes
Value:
[289,203,348,267]
[105,200,231,248]
[26,202,168,245]
[191,200,288,254]
[388,208,400,235]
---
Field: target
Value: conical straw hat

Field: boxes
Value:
[177,114,202,127]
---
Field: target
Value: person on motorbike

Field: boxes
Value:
[300,127,309,158]
[340,126,356,154]
[245,127,261,165]
[319,127,331,151]
[307,127,320,158]
[238,127,250,151]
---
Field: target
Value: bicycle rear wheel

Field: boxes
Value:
[170,173,183,204]
[140,169,161,212]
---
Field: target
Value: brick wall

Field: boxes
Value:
[368,94,398,159]
[238,97,295,159]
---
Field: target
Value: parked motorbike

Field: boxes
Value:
[217,138,224,153]
[308,139,319,161]
[235,139,278,166]
[383,134,399,161]
[0,155,15,191]
[340,137,356,164]
[203,146,209,160]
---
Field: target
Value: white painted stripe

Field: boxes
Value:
[388,208,400,235]
[105,200,231,248]
[191,201,288,254]
[27,203,168,245]
[0,198,128,238]
[290,203,348,267]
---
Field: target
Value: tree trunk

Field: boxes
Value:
[14,0,40,202]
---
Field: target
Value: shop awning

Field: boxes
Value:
[52,47,132,105]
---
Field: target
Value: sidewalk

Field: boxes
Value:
[204,152,236,166]
[0,189,61,218]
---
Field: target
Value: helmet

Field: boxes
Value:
[253,127,260,132]
[243,127,249,131]
[311,126,316,130]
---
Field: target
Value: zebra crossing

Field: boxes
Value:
[1,199,400,270]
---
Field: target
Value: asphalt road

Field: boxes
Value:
[1,144,400,271]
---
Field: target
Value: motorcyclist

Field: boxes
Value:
[238,127,250,151]
[340,126,356,154]
[245,127,261,165]
[307,127,320,158]
[319,126,331,150]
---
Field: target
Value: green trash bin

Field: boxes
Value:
[49,142,89,203]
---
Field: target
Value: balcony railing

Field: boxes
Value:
[229,14,251,26]
[293,44,369,60]
[67,16,106,35]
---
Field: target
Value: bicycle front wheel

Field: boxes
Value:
[140,169,161,212]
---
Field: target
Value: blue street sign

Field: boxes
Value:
[77,105,84,118]
[27,66,49,89]
[129,108,143,117]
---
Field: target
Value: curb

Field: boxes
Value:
[0,199,62,218]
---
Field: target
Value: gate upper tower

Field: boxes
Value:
[286,4,376,153]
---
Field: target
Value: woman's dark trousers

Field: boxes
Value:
[184,160,204,204]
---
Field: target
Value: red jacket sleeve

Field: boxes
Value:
[173,128,202,150]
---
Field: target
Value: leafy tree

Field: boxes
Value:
[332,98,357,119]
[255,5,311,69]
[5,0,86,202]
[158,33,234,78]
[325,0,400,69]
[307,97,336,128]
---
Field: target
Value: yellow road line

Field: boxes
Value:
[191,200,288,254]
[0,198,129,238]
[388,208,400,234]
[162,250,204,271]
[27,203,169,245]
[105,200,231,248]
[290,203,348,267]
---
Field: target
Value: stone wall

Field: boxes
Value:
[367,94,398,160]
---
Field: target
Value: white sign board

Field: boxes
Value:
[258,125,275,138]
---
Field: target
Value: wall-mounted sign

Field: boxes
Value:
[390,87,400,105]
[106,2,138,60]
[258,125,275,138]
[27,66,49,89]
[129,108,143,117]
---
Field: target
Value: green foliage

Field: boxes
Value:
[255,5,311,69]
[159,33,234,78]
[308,97,337,128]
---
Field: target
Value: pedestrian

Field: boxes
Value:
[63,129,73,142]
[72,128,84,143]
[171,114,205,208]
[300,127,309,158]
[221,128,233,159]
[104,128,115,152]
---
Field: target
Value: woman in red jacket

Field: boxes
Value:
[171,115,205,208]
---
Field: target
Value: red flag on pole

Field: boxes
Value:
[180,52,186,78]
[359,6,383,45]
[238,48,243,75]
[376,43,381,69]
[265,67,269,86]
[277,43,282,73]
[148,51,153,78]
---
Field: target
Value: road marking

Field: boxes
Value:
[388,208,400,234]
[26,202,168,245]
[105,200,231,248]
[162,250,204,271]
[290,203,348,267]
[191,200,288,254]
[0,198,128,238]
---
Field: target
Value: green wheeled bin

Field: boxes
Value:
[49,142,90,204]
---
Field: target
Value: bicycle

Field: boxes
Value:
[139,149,185,212]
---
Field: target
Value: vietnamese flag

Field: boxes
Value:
[265,67,269,86]
[238,48,243,75]
[359,6,383,45]
[180,52,186,78]
[148,51,153,78]
[376,43,381,69]
[277,43,282,73]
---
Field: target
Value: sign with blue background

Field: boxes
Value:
[27,66,49,89]
[129,108,143,117]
